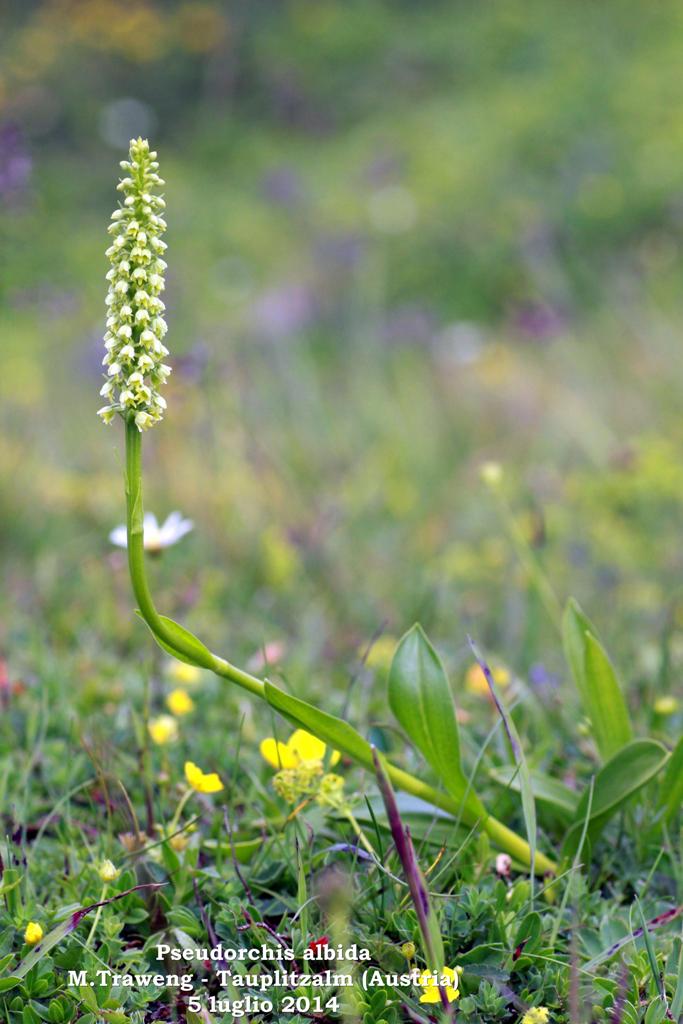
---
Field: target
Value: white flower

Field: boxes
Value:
[99,138,169,432]
[109,511,194,552]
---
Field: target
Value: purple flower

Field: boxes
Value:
[0,123,31,205]
[261,166,304,208]
[528,663,560,694]
[513,301,566,342]
[250,284,317,340]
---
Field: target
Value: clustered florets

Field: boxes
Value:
[98,138,170,431]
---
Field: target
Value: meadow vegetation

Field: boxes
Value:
[2,3,683,1021]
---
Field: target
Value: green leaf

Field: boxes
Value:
[661,733,683,824]
[562,599,633,761]
[513,911,542,956]
[577,739,669,821]
[563,739,669,858]
[388,625,483,816]
[490,766,578,821]
[671,930,683,1021]
[373,748,445,972]
[0,977,21,994]
[264,680,375,769]
[636,898,664,1000]
[470,641,537,884]
[135,611,214,669]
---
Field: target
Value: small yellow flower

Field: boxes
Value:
[169,833,189,852]
[24,922,43,945]
[167,688,194,716]
[98,859,120,883]
[522,1008,550,1024]
[184,760,224,794]
[418,965,463,1004]
[480,461,503,487]
[273,764,322,802]
[148,714,179,745]
[654,695,679,716]
[260,729,340,771]
[465,662,510,696]
[316,772,346,809]
[401,941,416,960]
[166,660,202,687]
[363,636,398,672]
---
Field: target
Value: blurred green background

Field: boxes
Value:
[3,0,683,701]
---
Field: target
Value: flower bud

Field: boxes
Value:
[98,859,120,883]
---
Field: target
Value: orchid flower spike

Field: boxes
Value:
[99,137,170,431]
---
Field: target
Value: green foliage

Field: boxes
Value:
[563,599,633,761]
[562,739,670,858]
[388,624,484,817]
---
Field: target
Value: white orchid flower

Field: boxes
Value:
[109,511,193,553]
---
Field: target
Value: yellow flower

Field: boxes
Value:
[480,461,503,487]
[148,714,179,745]
[654,695,679,716]
[418,965,462,1004]
[273,764,323,802]
[24,922,43,945]
[184,760,224,794]
[260,729,340,770]
[166,688,194,716]
[363,636,398,672]
[166,660,202,687]
[522,1009,550,1024]
[401,941,416,960]
[465,663,510,696]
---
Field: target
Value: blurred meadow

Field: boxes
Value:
[3,2,683,1020]
[5,0,683,679]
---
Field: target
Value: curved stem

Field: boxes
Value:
[124,419,556,875]
[125,419,264,698]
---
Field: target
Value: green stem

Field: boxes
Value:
[124,418,556,876]
[168,787,193,834]
[85,884,108,947]
[125,419,263,698]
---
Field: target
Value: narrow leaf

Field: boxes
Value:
[372,747,445,973]
[661,734,683,824]
[575,739,669,822]
[469,638,536,887]
[264,679,374,769]
[583,632,633,760]
[671,928,683,1021]
[389,625,483,815]
[563,599,633,761]
[563,739,669,857]
[490,766,578,820]
[583,905,683,971]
